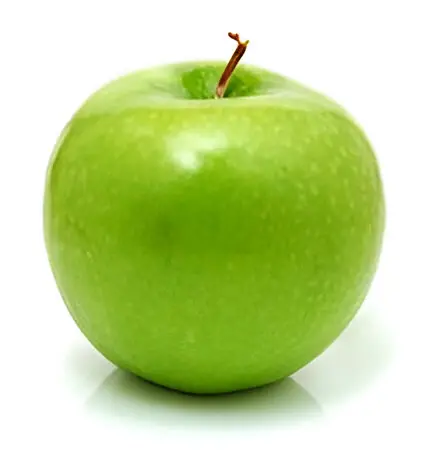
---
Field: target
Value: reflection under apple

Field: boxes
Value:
[85,370,321,430]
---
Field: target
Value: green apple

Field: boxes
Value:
[44,37,384,394]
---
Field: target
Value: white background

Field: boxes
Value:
[1,1,441,448]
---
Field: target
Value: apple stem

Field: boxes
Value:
[215,32,249,99]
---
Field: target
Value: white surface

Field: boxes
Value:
[1,1,441,448]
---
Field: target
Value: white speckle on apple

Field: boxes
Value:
[316,293,325,302]
[308,279,319,287]
[329,161,339,175]
[297,192,307,204]
[339,146,348,158]
[323,136,333,147]
[310,161,320,173]
[310,184,319,196]
[323,278,332,288]
[185,330,196,344]
[259,210,269,220]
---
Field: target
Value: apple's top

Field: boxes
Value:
[74,62,346,118]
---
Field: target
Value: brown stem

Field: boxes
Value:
[215,32,249,99]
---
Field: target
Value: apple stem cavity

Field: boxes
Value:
[215,32,249,99]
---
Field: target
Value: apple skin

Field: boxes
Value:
[44,62,385,394]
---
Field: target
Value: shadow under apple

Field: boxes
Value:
[84,370,322,429]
